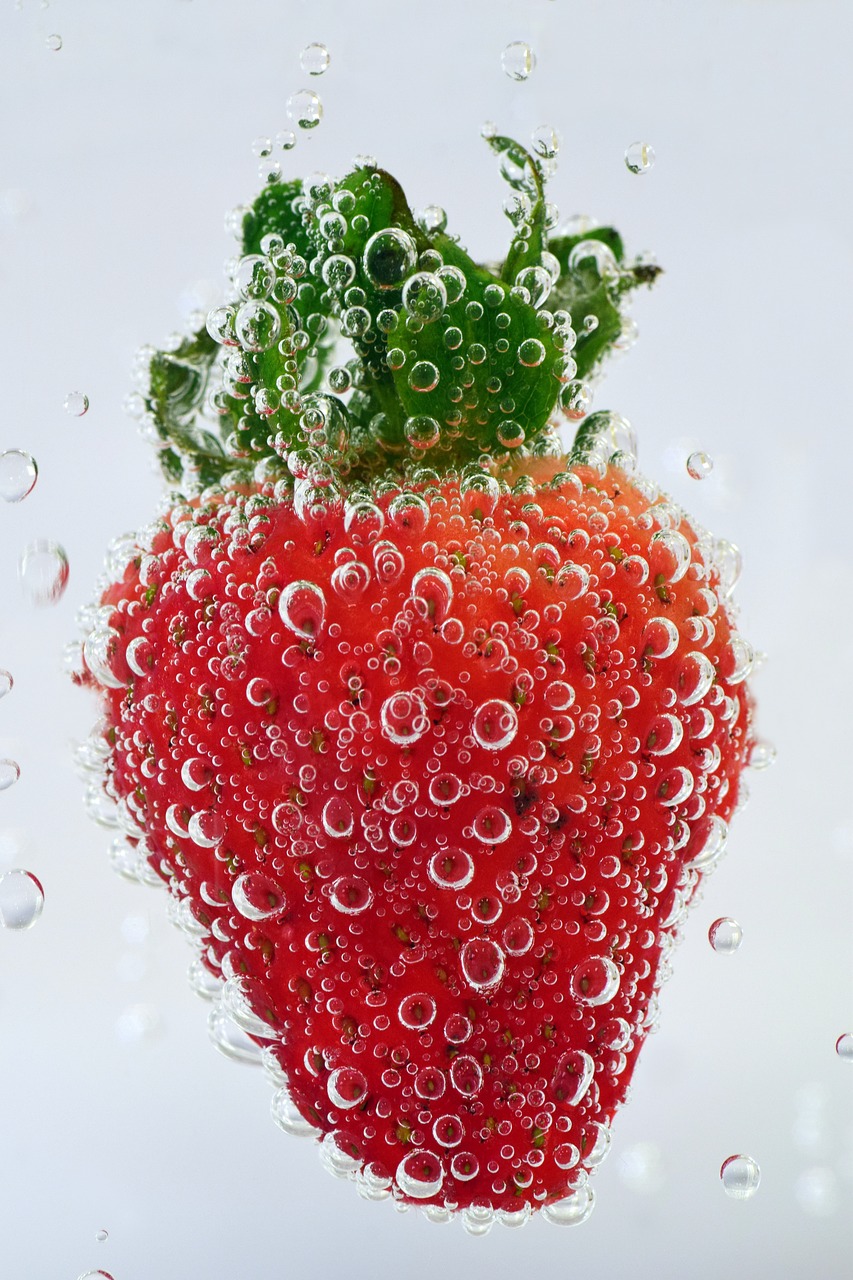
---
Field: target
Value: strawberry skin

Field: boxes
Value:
[82,455,752,1219]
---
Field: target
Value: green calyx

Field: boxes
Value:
[138,135,661,494]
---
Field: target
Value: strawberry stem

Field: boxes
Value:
[136,134,661,493]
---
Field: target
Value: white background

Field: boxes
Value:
[0,1,851,1277]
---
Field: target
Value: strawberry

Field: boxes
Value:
[77,136,755,1230]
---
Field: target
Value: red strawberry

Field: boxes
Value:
[77,137,754,1229]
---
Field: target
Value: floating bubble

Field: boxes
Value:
[708,917,743,954]
[835,1033,853,1062]
[624,141,656,174]
[19,540,69,605]
[300,42,330,75]
[287,89,323,130]
[0,759,21,792]
[501,41,536,81]
[0,870,44,929]
[0,670,11,699]
[64,391,89,416]
[687,450,713,479]
[46,33,62,51]
[720,1154,760,1199]
[0,450,38,502]
[749,740,777,770]
[94,1230,109,1244]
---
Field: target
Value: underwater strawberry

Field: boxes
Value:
[77,136,754,1230]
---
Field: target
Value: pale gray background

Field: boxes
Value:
[0,1,851,1277]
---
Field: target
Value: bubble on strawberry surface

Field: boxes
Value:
[327,1067,368,1110]
[835,1033,853,1062]
[720,1153,761,1199]
[208,1001,264,1065]
[708,916,743,954]
[0,869,44,929]
[363,227,417,289]
[571,956,620,1005]
[380,690,429,744]
[541,1183,596,1226]
[500,40,536,80]
[0,449,38,502]
[329,875,372,915]
[278,580,326,638]
[396,1150,444,1199]
[398,993,437,1030]
[450,1055,483,1096]
[552,1050,595,1105]
[19,539,69,606]
[624,141,656,175]
[471,698,518,750]
[63,390,89,416]
[272,1086,320,1137]
[460,938,505,990]
[472,805,512,844]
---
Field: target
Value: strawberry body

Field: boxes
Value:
[83,458,752,1217]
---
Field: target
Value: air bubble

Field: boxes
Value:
[428,847,474,890]
[396,1150,444,1199]
[287,89,323,130]
[460,938,505,990]
[278,580,326,639]
[687,450,713,479]
[541,1185,596,1226]
[0,869,44,929]
[720,1154,760,1199]
[472,699,518,750]
[64,391,89,416]
[363,227,417,290]
[624,141,656,174]
[571,956,620,1005]
[834,1033,853,1062]
[0,670,11,699]
[501,41,536,81]
[46,33,62,51]
[380,691,429,744]
[402,272,447,323]
[709,917,743,954]
[300,42,330,75]
[94,1229,109,1244]
[19,540,69,605]
[327,1067,367,1110]
[398,993,437,1030]
[560,381,592,420]
[232,871,285,921]
[0,450,37,502]
[330,876,372,915]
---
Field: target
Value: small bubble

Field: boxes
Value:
[686,449,713,479]
[77,1272,115,1280]
[251,136,273,158]
[0,759,20,791]
[19,540,69,606]
[625,141,656,174]
[95,1229,109,1244]
[287,89,323,130]
[300,42,330,75]
[64,391,89,416]
[0,450,38,502]
[708,917,743,955]
[0,869,44,929]
[749,740,777,770]
[835,1033,853,1062]
[720,1154,760,1200]
[276,130,297,151]
[501,41,536,81]
[0,670,12,699]
[46,32,62,51]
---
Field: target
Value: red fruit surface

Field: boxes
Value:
[80,458,752,1219]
